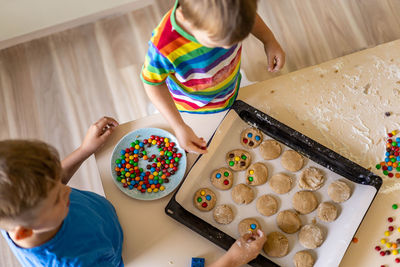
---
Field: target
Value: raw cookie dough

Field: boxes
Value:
[213,204,234,225]
[317,202,338,222]
[269,173,293,194]
[299,167,325,191]
[226,149,251,171]
[293,250,315,267]
[277,210,302,234]
[238,218,261,236]
[281,150,304,172]
[328,180,351,203]
[211,167,233,190]
[259,140,282,160]
[231,184,255,205]
[299,224,324,249]
[194,188,217,212]
[263,231,289,258]
[240,127,263,149]
[256,194,278,216]
[292,191,318,214]
[246,162,268,186]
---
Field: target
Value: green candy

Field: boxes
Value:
[197,197,202,203]
[248,177,253,182]
[224,172,229,177]
[393,204,398,210]
[133,162,138,167]
[375,164,381,169]
[135,140,140,144]
[166,160,170,164]
[121,171,126,175]
[397,167,400,172]
[229,161,234,166]
[167,151,173,157]
[241,155,247,160]
[159,179,163,184]
[139,168,143,172]
[142,151,147,155]
[117,177,122,182]
[115,159,121,164]
[391,158,396,163]
[383,170,389,175]
[120,155,125,160]
[175,157,179,162]
[130,142,135,147]
[129,160,134,164]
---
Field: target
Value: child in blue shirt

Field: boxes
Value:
[0,116,266,267]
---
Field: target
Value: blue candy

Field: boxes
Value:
[385,158,390,162]
[250,224,256,229]
[120,150,125,155]
[388,166,393,171]
[255,135,261,141]
[247,133,253,138]
[206,195,211,201]
[216,173,221,179]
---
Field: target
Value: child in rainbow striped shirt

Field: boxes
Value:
[141,0,285,154]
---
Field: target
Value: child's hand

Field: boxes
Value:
[264,39,285,72]
[80,116,119,155]
[228,230,267,266]
[174,123,207,154]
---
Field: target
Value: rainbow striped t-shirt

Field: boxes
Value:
[141,1,242,114]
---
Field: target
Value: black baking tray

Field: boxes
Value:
[165,100,382,267]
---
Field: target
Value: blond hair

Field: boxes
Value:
[179,0,258,45]
[0,140,61,221]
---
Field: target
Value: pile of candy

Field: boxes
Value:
[376,130,400,178]
[113,135,182,193]
[374,204,400,265]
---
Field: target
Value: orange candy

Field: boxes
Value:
[114,167,120,171]
[388,162,393,166]
[396,173,400,178]
[143,155,148,160]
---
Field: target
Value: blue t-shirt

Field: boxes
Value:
[1,188,124,267]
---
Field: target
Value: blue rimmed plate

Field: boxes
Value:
[110,128,187,200]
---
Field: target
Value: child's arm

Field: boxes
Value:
[61,117,119,184]
[251,13,285,72]
[209,230,267,267]
[143,82,207,154]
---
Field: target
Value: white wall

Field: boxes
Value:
[0,0,154,49]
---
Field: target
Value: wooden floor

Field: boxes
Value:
[0,0,399,266]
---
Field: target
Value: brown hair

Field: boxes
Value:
[0,140,61,221]
[179,0,258,45]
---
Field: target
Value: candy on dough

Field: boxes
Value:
[238,218,261,236]
[240,127,263,149]
[210,167,234,190]
[193,188,217,212]
[246,162,268,186]
[226,149,252,171]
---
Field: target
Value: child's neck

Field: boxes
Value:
[174,7,194,36]
[9,223,63,249]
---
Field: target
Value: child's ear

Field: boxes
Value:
[14,227,33,240]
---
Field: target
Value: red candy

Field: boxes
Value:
[201,202,208,208]
[389,226,394,231]
[243,138,248,144]
[223,180,229,185]
[375,246,381,251]
[396,258,400,263]
[389,217,394,222]
[380,251,386,256]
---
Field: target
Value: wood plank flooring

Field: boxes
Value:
[0,0,399,266]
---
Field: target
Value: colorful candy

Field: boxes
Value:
[113,135,181,194]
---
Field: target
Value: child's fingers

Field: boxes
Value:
[267,54,275,72]
[274,54,285,71]
[95,116,119,129]
[99,127,114,141]
[186,143,207,154]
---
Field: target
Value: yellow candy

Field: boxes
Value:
[393,250,398,255]
[234,156,240,161]
[153,172,158,176]
[152,140,157,145]
[121,179,126,184]
[392,130,397,135]
[147,188,152,193]
[160,186,165,191]
[385,231,390,236]
[164,138,169,143]
[157,162,161,167]
[154,188,159,193]
[200,190,205,195]
[135,145,140,149]
[381,239,387,244]
[397,227,400,232]
[249,170,254,175]
[129,156,134,160]
[386,242,392,248]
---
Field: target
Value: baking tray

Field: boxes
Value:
[166,100,382,267]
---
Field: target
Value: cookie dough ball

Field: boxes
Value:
[246,162,268,186]
[299,167,325,191]
[292,191,318,214]
[240,127,263,149]
[328,180,351,203]
[277,210,302,234]
[317,202,338,222]
[263,232,289,258]
[259,140,282,160]
[226,149,251,171]
[293,250,315,267]
[269,173,293,194]
[213,204,234,225]
[211,168,233,190]
[231,184,255,205]
[194,188,217,211]
[238,218,261,236]
[299,224,324,249]
[256,194,278,216]
[281,150,304,172]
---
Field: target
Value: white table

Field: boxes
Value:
[95,40,400,266]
